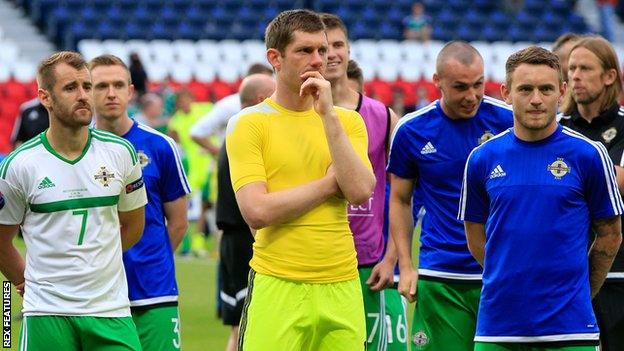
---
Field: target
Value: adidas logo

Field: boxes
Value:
[420,142,437,154]
[490,165,506,179]
[37,177,55,189]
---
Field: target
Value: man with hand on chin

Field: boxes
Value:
[226,9,375,351]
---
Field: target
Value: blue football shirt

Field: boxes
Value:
[122,122,191,306]
[459,125,623,342]
[387,97,513,279]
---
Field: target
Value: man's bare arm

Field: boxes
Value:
[590,215,622,298]
[0,225,25,289]
[300,71,375,205]
[235,170,340,230]
[389,174,419,301]
[163,196,189,250]
[119,206,146,251]
[464,221,486,267]
[190,135,220,156]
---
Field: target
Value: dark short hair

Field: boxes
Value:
[347,60,363,89]
[265,9,325,53]
[246,63,273,76]
[319,13,349,37]
[37,51,88,91]
[88,54,131,83]
[505,46,562,87]
[552,33,582,53]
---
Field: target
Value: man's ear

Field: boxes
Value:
[266,49,281,71]
[38,88,52,109]
[500,83,512,105]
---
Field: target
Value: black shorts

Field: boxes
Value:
[218,228,254,326]
[593,281,624,351]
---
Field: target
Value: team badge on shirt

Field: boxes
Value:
[0,191,5,210]
[602,127,617,143]
[137,150,151,169]
[547,158,570,180]
[412,330,429,348]
[478,130,495,145]
[94,166,115,187]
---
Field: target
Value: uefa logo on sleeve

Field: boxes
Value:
[0,191,5,210]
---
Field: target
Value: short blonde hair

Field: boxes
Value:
[37,51,88,91]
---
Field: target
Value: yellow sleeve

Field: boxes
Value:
[226,113,267,192]
[344,110,372,171]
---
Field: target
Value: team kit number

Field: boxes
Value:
[72,210,88,245]
[367,313,408,344]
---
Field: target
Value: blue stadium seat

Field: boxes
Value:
[176,22,203,41]
[456,24,480,42]
[124,22,146,40]
[465,9,485,26]
[432,25,454,42]
[161,6,180,25]
[481,24,500,42]
[132,5,153,26]
[78,6,98,23]
[489,10,509,31]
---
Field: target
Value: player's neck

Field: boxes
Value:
[46,123,90,159]
[96,114,134,136]
[577,100,604,123]
[514,120,558,142]
[272,84,314,112]
[330,79,359,110]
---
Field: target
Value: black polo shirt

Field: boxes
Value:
[216,142,249,233]
[10,99,49,146]
[560,103,624,280]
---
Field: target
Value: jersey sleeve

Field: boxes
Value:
[226,113,267,192]
[0,165,27,225]
[458,148,489,223]
[387,122,418,179]
[158,138,191,202]
[118,146,148,212]
[584,142,624,220]
[345,110,372,171]
[190,97,237,138]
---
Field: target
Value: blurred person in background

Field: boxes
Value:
[10,98,49,148]
[168,88,213,257]
[129,52,148,97]
[216,73,275,351]
[346,59,364,92]
[133,93,168,134]
[190,63,273,156]
[403,2,431,41]
[552,33,582,83]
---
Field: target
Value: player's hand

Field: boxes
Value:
[325,165,344,198]
[367,259,395,292]
[299,71,334,117]
[398,267,418,303]
[14,282,24,297]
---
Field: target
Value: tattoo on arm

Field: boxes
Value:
[589,216,622,298]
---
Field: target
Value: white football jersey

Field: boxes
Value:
[0,129,147,317]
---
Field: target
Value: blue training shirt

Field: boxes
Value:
[459,125,623,343]
[387,96,513,279]
[122,121,191,306]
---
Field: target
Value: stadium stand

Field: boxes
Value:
[0,0,611,156]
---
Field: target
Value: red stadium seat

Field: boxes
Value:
[364,79,393,106]
[209,80,234,101]
[188,80,210,102]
